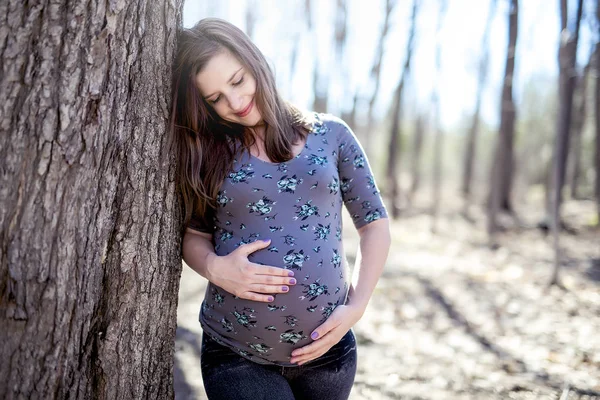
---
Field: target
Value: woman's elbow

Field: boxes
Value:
[358,218,391,244]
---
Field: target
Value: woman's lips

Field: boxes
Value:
[235,100,253,117]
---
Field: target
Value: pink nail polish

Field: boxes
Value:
[289,278,296,284]
[268,296,274,302]
[282,286,289,292]
[311,332,319,339]
[288,271,295,277]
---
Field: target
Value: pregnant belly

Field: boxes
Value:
[200,273,348,365]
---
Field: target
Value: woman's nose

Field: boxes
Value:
[228,94,243,112]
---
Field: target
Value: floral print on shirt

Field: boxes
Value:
[188,113,387,366]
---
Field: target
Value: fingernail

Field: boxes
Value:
[288,271,295,277]
[263,239,271,243]
[282,286,289,292]
[268,296,274,302]
[289,278,296,284]
[311,332,319,340]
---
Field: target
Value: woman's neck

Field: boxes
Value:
[247,124,266,142]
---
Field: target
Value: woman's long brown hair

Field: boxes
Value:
[170,18,312,233]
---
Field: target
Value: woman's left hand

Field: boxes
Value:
[289,304,364,365]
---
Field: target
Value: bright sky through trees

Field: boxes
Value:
[183,0,596,130]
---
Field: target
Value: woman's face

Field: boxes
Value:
[195,49,263,127]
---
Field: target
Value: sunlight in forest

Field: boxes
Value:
[173,0,600,399]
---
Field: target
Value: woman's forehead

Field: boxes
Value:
[195,50,244,96]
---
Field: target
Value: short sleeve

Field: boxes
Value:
[333,117,388,229]
[187,207,215,234]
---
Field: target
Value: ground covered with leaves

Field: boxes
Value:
[174,198,600,400]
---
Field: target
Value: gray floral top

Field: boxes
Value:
[188,113,387,366]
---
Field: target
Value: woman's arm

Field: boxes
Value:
[183,229,297,302]
[346,218,391,314]
[182,229,218,279]
[290,218,391,364]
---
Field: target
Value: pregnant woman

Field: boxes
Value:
[172,18,391,400]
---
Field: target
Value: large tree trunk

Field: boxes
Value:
[549,0,584,286]
[487,0,518,243]
[0,1,183,399]
[386,0,418,219]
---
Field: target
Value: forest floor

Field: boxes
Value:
[174,195,600,400]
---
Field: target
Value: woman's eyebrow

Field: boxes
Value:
[203,67,243,99]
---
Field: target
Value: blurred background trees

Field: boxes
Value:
[184,0,600,287]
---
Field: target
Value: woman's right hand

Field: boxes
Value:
[206,239,296,302]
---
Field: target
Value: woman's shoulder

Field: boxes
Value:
[307,112,352,136]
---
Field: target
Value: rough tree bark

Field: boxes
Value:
[487,0,518,244]
[0,1,183,399]
[386,0,417,219]
[549,0,584,286]
[462,0,496,216]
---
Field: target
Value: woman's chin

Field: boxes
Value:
[241,115,263,128]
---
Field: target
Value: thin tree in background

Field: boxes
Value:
[245,0,257,39]
[408,113,426,207]
[351,93,358,131]
[488,0,519,245]
[305,0,313,29]
[386,0,418,219]
[430,0,448,233]
[289,31,300,96]
[569,52,591,200]
[309,0,328,113]
[0,1,182,397]
[595,2,600,225]
[334,0,348,60]
[549,0,584,287]
[366,0,394,153]
[335,0,351,121]
[462,0,497,219]
[342,91,360,132]
[313,62,329,113]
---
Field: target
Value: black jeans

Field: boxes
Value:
[200,330,358,400]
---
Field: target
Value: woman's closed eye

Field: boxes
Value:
[232,76,244,86]
[208,76,244,104]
